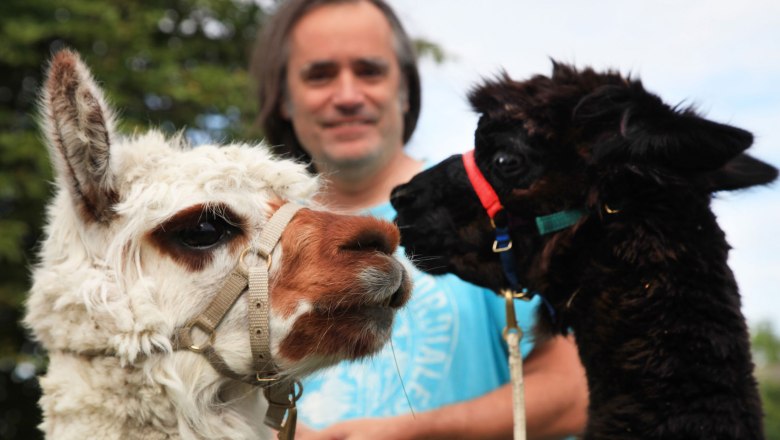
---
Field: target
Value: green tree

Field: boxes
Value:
[0,0,265,437]
[754,322,780,439]
[0,1,446,437]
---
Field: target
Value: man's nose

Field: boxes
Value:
[333,72,364,111]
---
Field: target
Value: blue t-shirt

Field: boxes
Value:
[297,201,540,428]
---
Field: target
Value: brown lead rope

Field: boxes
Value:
[173,202,304,439]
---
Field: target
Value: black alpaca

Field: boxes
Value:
[390,62,777,439]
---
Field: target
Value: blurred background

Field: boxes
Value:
[0,0,777,438]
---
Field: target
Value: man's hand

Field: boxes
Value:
[292,335,588,440]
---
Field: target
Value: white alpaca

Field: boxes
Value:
[25,49,411,440]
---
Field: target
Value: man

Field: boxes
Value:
[251,0,589,438]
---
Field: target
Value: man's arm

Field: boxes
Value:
[297,334,588,440]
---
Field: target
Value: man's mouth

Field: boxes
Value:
[323,118,375,128]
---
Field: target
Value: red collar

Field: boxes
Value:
[462,150,503,218]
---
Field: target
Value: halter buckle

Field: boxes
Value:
[239,247,272,273]
[256,372,278,383]
[492,239,513,253]
[184,322,216,353]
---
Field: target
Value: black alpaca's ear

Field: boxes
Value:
[702,153,778,192]
[578,84,755,173]
[622,108,754,172]
[468,72,521,119]
[549,59,582,82]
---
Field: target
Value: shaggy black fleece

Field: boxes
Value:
[390,62,777,439]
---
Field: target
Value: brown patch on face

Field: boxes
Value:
[281,306,394,361]
[146,204,247,272]
[271,209,410,361]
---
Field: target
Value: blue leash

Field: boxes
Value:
[492,209,586,322]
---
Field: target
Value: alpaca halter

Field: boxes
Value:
[172,202,303,440]
[462,150,585,440]
[461,150,583,302]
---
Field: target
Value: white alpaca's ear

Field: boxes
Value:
[41,49,118,223]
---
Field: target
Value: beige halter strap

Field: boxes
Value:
[172,202,303,439]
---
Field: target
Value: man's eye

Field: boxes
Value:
[354,60,388,80]
[176,214,236,249]
[302,64,338,84]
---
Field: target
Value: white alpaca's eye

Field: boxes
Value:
[176,214,236,249]
[151,205,244,262]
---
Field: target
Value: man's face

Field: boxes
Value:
[284,1,407,175]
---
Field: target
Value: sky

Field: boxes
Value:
[387,0,780,327]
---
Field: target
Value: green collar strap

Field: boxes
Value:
[535,209,587,235]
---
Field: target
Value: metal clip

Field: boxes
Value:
[492,239,513,253]
[256,373,278,383]
[184,323,216,353]
[512,288,532,301]
[277,406,297,440]
[501,289,524,340]
[239,247,272,273]
[492,224,513,253]
[275,381,303,440]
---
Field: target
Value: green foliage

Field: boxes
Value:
[755,321,780,365]
[765,381,780,440]
[415,38,449,64]
[0,0,266,437]
[754,322,780,439]
[0,0,446,437]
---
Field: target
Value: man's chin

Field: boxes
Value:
[318,147,385,174]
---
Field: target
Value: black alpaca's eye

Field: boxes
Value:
[493,152,524,177]
[177,215,235,249]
